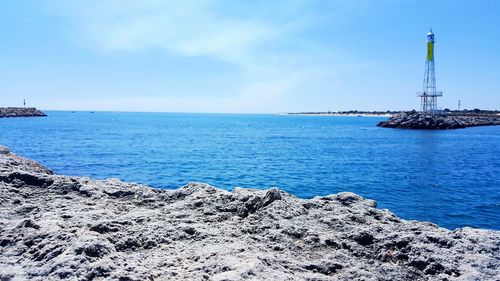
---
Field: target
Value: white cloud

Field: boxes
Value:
[47,0,299,66]
[41,0,378,112]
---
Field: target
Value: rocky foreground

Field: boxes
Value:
[377,111,500,129]
[0,146,499,280]
[0,107,46,118]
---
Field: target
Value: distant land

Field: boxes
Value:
[281,110,397,117]
[282,109,500,117]
[282,109,500,130]
[0,107,47,118]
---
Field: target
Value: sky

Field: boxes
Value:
[1,0,499,113]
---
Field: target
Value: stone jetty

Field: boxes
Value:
[0,145,499,280]
[0,107,46,118]
[378,111,500,129]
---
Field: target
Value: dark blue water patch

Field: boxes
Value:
[0,111,499,230]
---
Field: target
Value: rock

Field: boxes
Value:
[0,107,47,118]
[74,237,113,258]
[237,187,283,217]
[89,221,122,234]
[0,146,10,154]
[377,111,500,130]
[0,145,499,280]
[0,171,54,187]
[352,231,375,246]
[0,148,53,175]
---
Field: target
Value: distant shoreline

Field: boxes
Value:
[280,113,392,117]
[279,111,398,117]
[280,109,500,118]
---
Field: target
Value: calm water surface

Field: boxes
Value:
[0,111,498,230]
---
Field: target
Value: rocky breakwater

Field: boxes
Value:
[0,107,47,118]
[0,146,499,280]
[377,111,500,129]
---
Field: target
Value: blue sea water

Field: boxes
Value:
[0,111,499,230]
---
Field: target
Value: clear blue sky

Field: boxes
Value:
[1,0,499,113]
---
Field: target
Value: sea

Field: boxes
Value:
[0,111,498,230]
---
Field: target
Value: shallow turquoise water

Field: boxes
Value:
[1,111,499,230]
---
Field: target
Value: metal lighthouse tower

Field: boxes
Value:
[417,29,443,113]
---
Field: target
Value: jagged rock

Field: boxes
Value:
[0,146,498,280]
[0,107,46,118]
[0,146,10,155]
[378,111,500,129]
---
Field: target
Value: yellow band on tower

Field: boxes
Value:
[427,42,434,61]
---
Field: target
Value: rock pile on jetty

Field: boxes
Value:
[0,146,499,280]
[0,107,46,118]
[377,111,500,129]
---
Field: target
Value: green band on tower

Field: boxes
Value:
[427,42,434,61]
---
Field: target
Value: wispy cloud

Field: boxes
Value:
[41,0,377,112]
[47,1,306,65]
